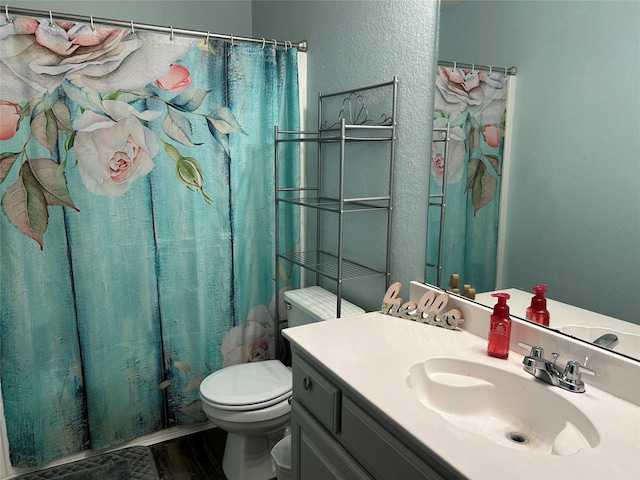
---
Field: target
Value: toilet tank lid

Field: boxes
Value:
[283,286,365,320]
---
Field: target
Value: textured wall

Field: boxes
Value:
[254,0,440,310]
[439,1,640,322]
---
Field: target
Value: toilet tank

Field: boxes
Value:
[283,286,365,327]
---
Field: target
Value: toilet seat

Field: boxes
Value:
[200,360,292,411]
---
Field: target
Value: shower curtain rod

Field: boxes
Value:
[0,5,308,52]
[438,60,517,76]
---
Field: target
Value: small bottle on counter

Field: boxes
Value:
[526,284,550,327]
[487,292,511,359]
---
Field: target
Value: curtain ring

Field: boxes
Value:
[452,61,456,72]
[49,10,53,26]
[90,16,95,31]
[489,65,492,74]
[272,38,277,50]
[130,21,135,34]
[261,38,266,50]
[170,26,174,41]
[5,5,12,23]
[471,63,475,73]
[230,34,234,47]
[205,31,210,43]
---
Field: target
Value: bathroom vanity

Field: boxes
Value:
[282,282,640,480]
[290,350,458,479]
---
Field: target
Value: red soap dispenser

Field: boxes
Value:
[526,284,550,327]
[487,293,511,359]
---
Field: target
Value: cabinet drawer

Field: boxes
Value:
[293,356,341,433]
[341,396,447,480]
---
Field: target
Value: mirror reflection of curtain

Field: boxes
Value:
[0,19,299,468]
[427,66,509,292]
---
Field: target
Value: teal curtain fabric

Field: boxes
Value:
[0,18,299,467]
[426,66,509,292]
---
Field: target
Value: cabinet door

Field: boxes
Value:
[341,397,450,480]
[292,402,373,480]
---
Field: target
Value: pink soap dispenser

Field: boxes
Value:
[487,293,511,359]
[526,284,550,327]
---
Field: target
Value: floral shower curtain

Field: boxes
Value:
[0,17,299,467]
[427,66,509,293]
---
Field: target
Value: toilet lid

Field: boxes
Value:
[200,360,292,410]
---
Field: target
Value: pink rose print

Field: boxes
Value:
[436,67,485,106]
[220,302,279,367]
[430,120,466,186]
[109,133,145,182]
[73,100,161,196]
[249,338,269,362]
[0,101,21,140]
[19,18,130,60]
[2,17,195,102]
[74,116,157,196]
[430,142,464,186]
[431,148,445,180]
[482,124,501,148]
[12,17,39,35]
[154,65,192,92]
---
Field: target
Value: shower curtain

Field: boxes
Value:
[427,66,509,293]
[0,17,299,467]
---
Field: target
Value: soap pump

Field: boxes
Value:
[526,284,550,327]
[487,292,511,359]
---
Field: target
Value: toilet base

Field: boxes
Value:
[222,430,284,480]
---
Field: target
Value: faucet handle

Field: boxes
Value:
[518,341,545,358]
[563,361,596,382]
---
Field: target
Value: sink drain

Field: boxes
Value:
[507,432,529,444]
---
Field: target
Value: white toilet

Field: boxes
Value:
[199,286,364,480]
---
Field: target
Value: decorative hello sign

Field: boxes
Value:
[380,282,464,330]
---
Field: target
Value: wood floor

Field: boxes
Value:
[11,426,282,480]
[149,428,229,480]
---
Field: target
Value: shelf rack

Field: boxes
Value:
[425,122,451,287]
[275,77,399,322]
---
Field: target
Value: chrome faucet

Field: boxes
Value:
[520,343,595,393]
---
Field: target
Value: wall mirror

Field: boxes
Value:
[429,0,640,361]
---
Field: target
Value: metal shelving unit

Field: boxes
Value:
[275,76,399,320]
[425,122,451,288]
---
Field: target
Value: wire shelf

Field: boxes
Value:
[275,127,394,144]
[277,251,385,281]
[277,196,390,213]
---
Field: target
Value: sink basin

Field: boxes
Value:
[406,357,600,455]
[558,325,640,358]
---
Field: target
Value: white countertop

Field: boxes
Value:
[283,312,640,480]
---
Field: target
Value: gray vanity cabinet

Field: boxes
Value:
[290,350,458,480]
